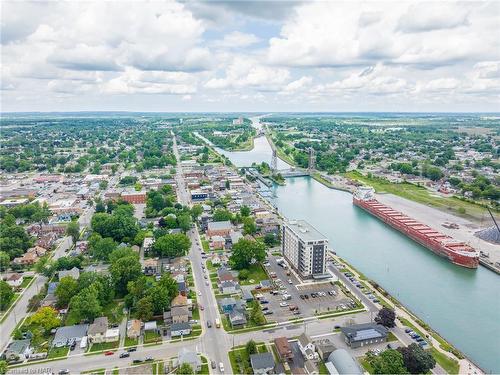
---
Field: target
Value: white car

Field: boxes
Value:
[279,302,289,307]
[219,363,224,372]
[288,279,293,284]
[198,291,202,296]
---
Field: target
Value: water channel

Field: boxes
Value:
[212,122,500,372]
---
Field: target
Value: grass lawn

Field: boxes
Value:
[198,355,209,375]
[228,347,251,375]
[144,331,161,343]
[359,357,374,374]
[112,368,119,375]
[20,276,34,288]
[201,239,209,252]
[430,348,460,374]
[206,260,218,272]
[124,337,138,347]
[81,369,105,374]
[89,341,119,352]
[192,307,200,320]
[398,317,426,338]
[318,361,329,375]
[48,346,69,359]
[102,301,125,324]
[345,170,490,222]
[238,263,268,286]
[387,331,398,342]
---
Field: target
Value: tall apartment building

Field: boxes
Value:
[282,220,328,279]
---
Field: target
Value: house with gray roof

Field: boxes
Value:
[250,352,275,375]
[88,317,108,343]
[228,309,247,328]
[298,333,318,360]
[58,267,80,280]
[163,306,192,324]
[340,323,388,348]
[3,339,32,361]
[52,324,88,347]
[170,322,191,337]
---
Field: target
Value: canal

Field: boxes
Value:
[217,126,500,373]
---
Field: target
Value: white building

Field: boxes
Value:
[282,220,328,279]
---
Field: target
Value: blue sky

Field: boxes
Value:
[1,1,499,112]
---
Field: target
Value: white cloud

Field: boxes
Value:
[212,31,260,49]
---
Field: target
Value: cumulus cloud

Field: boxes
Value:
[212,31,260,49]
[1,0,499,111]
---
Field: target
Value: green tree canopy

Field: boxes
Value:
[110,255,142,295]
[230,239,266,270]
[153,233,191,258]
[0,281,14,310]
[55,276,79,307]
[398,343,436,374]
[370,349,408,374]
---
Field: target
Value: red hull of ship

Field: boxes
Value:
[353,198,479,269]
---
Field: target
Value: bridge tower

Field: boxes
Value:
[271,149,278,172]
[308,147,315,172]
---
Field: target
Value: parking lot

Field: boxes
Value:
[259,254,358,322]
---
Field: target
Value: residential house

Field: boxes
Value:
[228,230,243,248]
[315,339,336,361]
[250,352,275,375]
[143,258,159,275]
[304,360,318,375]
[177,280,189,296]
[163,306,192,324]
[42,282,59,307]
[210,235,225,250]
[340,323,388,348]
[88,317,108,344]
[178,348,202,371]
[218,297,245,314]
[219,280,240,295]
[228,309,247,328]
[274,337,294,361]
[52,324,89,347]
[58,267,80,280]
[5,273,23,288]
[298,333,318,361]
[3,339,33,361]
[105,328,120,343]
[144,321,158,333]
[127,319,142,339]
[171,294,193,310]
[170,322,191,337]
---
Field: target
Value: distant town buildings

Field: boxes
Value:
[282,220,329,279]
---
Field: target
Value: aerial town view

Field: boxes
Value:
[0,2,499,375]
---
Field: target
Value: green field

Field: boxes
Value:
[89,341,119,352]
[238,263,268,286]
[430,348,460,374]
[47,346,69,359]
[346,170,489,222]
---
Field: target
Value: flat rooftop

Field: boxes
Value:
[286,219,328,243]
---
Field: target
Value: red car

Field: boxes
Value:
[104,351,114,356]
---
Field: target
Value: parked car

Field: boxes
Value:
[145,356,153,362]
[207,321,212,328]
[211,361,217,369]
[127,347,137,352]
[119,352,130,358]
[104,351,114,356]
[58,370,69,375]
[279,302,289,307]
[219,363,224,372]
[133,359,143,364]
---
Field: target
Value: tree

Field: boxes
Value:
[28,307,61,333]
[90,237,117,261]
[136,296,154,322]
[398,343,436,374]
[238,269,249,280]
[55,276,79,307]
[109,246,138,264]
[66,221,80,244]
[177,363,194,375]
[0,281,14,310]
[370,349,408,374]
[177,213,192,232]
[0,360,7,375]
[213,209,233,222]
[242,217,257,235]
[95,200,106,213]
[0,251,10,272]
[246,340,257,355]
[230,239,266,270]
[153,233,191,258]
[0,215,33,259]
[69,285,102,321]
[263,233,278,247]
[110,255,142,295]
[240,205,251,217]
[249,301,266,325]
[375,307,396,328]
[190,204,203,220]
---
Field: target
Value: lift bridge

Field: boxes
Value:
[270,145,315,177]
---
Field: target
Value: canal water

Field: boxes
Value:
[218,130,500,373]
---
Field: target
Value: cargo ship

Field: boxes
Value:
[353,187,479,269]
